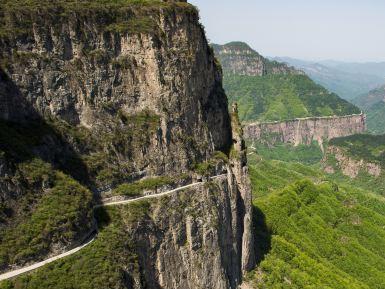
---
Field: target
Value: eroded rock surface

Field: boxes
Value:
[244,114,366,150]
[0,0,255,287]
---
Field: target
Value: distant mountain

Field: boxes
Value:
[212,42,302,77]
[353,84,385,109]
[321,60,385,78]
[353,85,385,134]
[273,57,385,100]
[213,42,360,122]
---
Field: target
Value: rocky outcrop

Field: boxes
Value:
[323,146,382,178]
[123,145,254,289]
[212,42,303,76]
[0,0,255,287]
[244,114,366,150]
[0,1,231,186]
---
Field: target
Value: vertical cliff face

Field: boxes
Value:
[0,1,254,287]
[212,42,302,76]
[116,157,254,289]
[0,1,231,184]
[244,114,366,150]
[323,146,382,178]
[322,134,385,179]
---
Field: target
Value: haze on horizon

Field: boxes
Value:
[189,0,385,63]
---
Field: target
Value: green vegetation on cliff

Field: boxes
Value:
[250,141,323,165]
[223,74,360,122]
[329,134,385,167]
[0,159,93,270]
[0,203,145,289]
[213,42,360,122]
[0,106,162,269]
[0,0,197,39]
[247,156,385,288]
[0,119,94,271]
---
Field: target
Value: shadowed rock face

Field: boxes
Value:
[244,114,366,150]
[0,1,255,287]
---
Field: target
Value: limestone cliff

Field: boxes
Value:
[0,1,231,184]
[212,42,303,77]
[0,0,255,287]
[244,114,366,150]
[323,146,382,178]
[322,134,385,179]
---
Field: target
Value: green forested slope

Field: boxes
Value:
[213,42,360,122]
[366,102,385,134]
[223,74,360,122]
[246,154,385,289]
[353,85,385,134]
[329,134,385,167]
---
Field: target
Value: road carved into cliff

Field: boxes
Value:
[0,174,227,282]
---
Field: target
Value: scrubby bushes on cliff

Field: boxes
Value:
[329,134,385,167]
[0,0,198,39]
[0,158,93,271]
[0,204,144,289]
[194,151,228,177]
[113,176,175,196]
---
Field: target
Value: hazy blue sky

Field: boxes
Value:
[189,0,385,62]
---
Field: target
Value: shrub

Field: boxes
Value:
[113,176,174,196]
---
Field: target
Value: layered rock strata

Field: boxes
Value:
[0,0,255,287]
[244,114,366,150]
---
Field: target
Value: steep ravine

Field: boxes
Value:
[0,1,255,288]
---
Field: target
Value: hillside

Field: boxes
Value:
[214,42,360,122]
[274,57,385,100]
[328,61,385,79]
[242,151,385,288]
[327,134,385,172]
[353,85,385,134]
[366,103,385,134]
[0,1,255,288]
[354,85,385,109]
[212,42,301,77]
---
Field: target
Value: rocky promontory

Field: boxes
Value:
[0,0,255,287]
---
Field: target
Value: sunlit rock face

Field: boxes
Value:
[0,1,255,287]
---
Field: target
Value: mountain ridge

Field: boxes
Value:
[273,56,385,100]
[213,42,360,122]
[212,42,304,77]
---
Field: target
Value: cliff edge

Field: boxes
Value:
[0,1,254,288]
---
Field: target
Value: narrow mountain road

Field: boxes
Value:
[0,173,227,282]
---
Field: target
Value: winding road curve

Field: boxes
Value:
[0,174,227,282]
